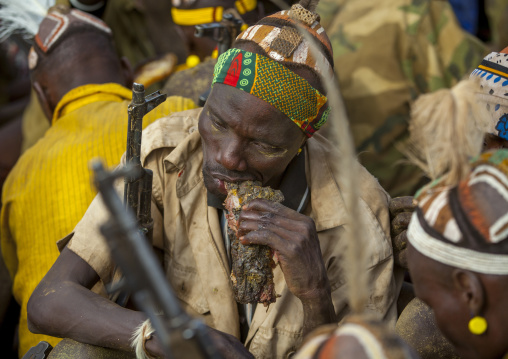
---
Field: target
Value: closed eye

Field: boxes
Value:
[210,115,226,131]
[253,142,288,157]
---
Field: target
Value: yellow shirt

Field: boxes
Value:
[67,109,400,359]
[0,83,195,356]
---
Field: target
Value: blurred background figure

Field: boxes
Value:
[0,5,195,357]
[295,316,418,359]
[317,0,486,198]
[407,149,508,359]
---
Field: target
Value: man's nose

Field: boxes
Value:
[216,139,247,172]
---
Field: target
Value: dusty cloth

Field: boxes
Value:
[485,0,508,51]
[65,108,400,359]
[317,0,487,197]
[0,83,196,356]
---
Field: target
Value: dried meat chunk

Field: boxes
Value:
[224,181,284,306]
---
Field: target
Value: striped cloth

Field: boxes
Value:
[0,83,195,356]
[408,149,508,275]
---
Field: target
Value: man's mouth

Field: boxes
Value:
[211,173,256,195]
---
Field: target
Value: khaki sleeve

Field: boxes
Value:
[66,150,167,285]
[66,178,122,285]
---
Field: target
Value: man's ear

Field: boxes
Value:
[33,80,53,123]
[120,56,134,89]
[452,269,485,316]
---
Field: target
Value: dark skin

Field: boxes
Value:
[29,43,336,357]
[32,31,133,121]
[200,84,336,340]
[407,243,508,359]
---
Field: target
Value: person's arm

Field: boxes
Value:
[27,247,148,352]
[237,199,337,336]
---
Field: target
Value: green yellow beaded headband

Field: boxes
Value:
[212,48,330,137]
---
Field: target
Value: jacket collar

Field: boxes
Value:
[52,83,131,125]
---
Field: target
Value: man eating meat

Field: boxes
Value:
[27,2,400,358]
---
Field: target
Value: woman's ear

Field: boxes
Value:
[33,81,53,123]
[452,269,485,316]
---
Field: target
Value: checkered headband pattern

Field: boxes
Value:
[212,48,330,137]
[407,149,508,274]
[470,51,508,141]
[235,4,334,76]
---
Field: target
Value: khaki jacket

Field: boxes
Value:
[66,108,399,359]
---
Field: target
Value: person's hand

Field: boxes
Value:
[237,199,330,303]
[389,196,417,268]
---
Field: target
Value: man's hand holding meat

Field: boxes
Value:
[238,199,337,334]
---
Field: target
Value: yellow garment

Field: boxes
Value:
[0,83,195,357]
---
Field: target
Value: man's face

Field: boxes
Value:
[407,243,474,358]
[199,83,306,199]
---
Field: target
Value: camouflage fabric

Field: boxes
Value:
[485,0,508,50]
[317,0,487,197]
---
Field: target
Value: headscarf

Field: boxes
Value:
[29,5,112,71]
[470,47,508,141]
[294,315,416,359]
[407,149,508,274]
[212,2,334,137]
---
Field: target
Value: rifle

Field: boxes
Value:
[194,13,244,106]
[92,160,222,359]
[194,13,244,56]
[124,83,166,242]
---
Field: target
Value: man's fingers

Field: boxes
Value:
[389,196,417,217]
[392,230,408,252]
[391,212,412,236]
[242,198,296,217]
[240,228,286,249]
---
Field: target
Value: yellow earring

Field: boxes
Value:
[297,148,302,156]
[468,316,488,335]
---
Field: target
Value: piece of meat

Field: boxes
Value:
[224,181,284,306]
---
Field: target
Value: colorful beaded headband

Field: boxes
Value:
[212,48,330,137]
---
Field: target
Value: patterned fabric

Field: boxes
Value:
[407,149,508,275]
[0,83,196,356]
[316,0,486,197]
[213,48,330,136]
[470,50,508,141]
[294,315,415,359]
[236,7,334,76]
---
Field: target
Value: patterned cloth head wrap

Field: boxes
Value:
[212,48,330,137]
[29,5,112,71]
[470,47,508,141]
[294,315,414,359]
[407,149,508,275]
[235,4,334,76]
